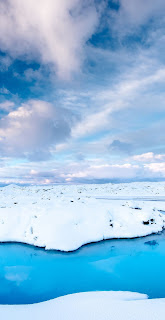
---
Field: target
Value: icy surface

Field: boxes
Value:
[0,291,165,320]
[0,182,165,251]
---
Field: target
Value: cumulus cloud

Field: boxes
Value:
[0,0,98,78]
[1,1,165,184]
[0,100,75,159]
[109,0,165,37]
[132,152,165,162]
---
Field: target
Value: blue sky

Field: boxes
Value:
[0,0,165,184]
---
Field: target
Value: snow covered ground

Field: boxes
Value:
[0,291,164,320]
[0,182,165,251]
[0,182,165,318]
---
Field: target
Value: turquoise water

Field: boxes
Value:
[0,232,165,304]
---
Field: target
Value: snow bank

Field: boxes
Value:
[0,291,164,320]
[0,182,165,251]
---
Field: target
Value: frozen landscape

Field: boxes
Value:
[0,182,164,318]
[0,182,164,251]
[0,183,164,318]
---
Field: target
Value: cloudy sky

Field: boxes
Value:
[0,0,165,185]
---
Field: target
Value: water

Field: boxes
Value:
[0,232,165,304]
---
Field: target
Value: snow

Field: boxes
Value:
[0,291,164,320]
[0,182,165,251]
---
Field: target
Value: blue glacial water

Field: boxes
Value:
[0,231,165,304]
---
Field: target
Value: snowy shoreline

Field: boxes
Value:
[0,182,165,251]
[0,291,165,320]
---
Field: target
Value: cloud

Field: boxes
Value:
[1,1,165,185]
[0,87,10,95]
[62,163,140,181]
[132,152,165,162]
[1,154,165,185]
[108,139,132,154]
[0,0,98,78]
[109,0,165,37]
[0,100,14,112]
[116,118,165,156]
[0,100,75,159]
[72,65,165,138]
[75,152,85,161]
[0,54,12,71]
[144,162,165,176]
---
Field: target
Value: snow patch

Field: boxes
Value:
[0,291,164,320]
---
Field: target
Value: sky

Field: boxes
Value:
[0,0,165,185]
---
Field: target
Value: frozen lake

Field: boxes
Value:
[0,231,165,304]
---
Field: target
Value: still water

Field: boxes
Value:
[0,231,165,304]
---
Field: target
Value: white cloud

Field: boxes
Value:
[0,0,98,78]
[62,163,140,180]
[110,0,165,37]
[132,152,165,162]
[0,101,14,112]
[144,162,165,176]
[0,100,74,159]
[72,65,165,138]
[1,155,165,184]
